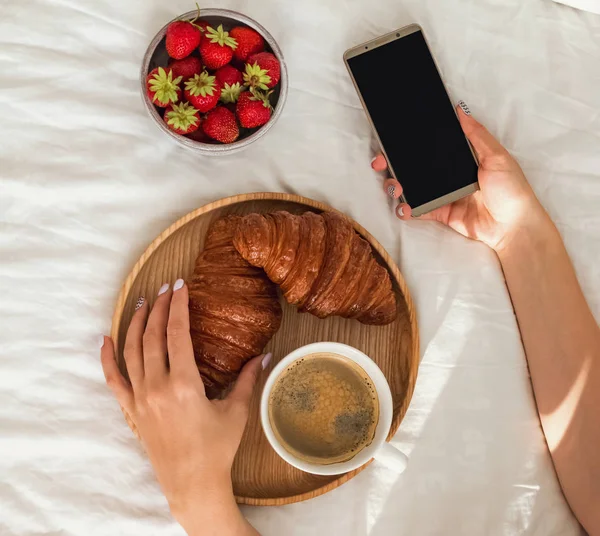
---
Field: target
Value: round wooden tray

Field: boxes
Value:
[111,193,419,506]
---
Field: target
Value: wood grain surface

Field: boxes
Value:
[111,192,419,506]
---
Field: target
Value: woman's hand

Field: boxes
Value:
[373,102,550,251]
[99,280,265,536]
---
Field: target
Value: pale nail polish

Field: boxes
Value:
[158,283,169,296]
[397,205,404,217]
[387,185,396,198]
[98,335,105,348]
[261,352,273,370]
[135,296,145,310]
[173,278,184,291]
[458,100,471,116]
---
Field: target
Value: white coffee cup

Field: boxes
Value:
[260,342,408,476]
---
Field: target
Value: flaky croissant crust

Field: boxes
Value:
[188,215,282,398]
[233,211,397,325]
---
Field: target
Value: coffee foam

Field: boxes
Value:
[268,352,379,465]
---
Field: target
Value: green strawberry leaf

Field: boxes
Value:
[185,71,217,98]
[243,63,271,91]
[249,88,274,109]
[206,24,238,50]
[221,82,243,103]
[149,67,182,105]
[166,102,199,131]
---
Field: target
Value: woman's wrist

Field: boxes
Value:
[491,194,555,256]
[171,479,251,536]
[168,469,232,518]
[494,206,559,264]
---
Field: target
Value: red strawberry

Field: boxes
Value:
[164,102,201,135]
[166,15,202,59]
[236,89,272,128]
[215,65,244,103]
[202,107,239,143]
[246,52,280,88]
[215,64,243,86]
[168,56,203,82]
[230,27,265,62]
[199,24,238,70]
[146,67,182,107]
[184,71,222,112]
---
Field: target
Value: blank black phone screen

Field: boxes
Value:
[347,30,478,208]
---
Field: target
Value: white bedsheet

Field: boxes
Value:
[1,0,598,534]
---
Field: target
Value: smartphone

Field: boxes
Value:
[344,25,479,216]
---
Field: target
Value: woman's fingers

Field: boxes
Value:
[142,283,171,383]
[227,354,269,410]
[371,154,411,214]
[395,203,412,220]
[371,153,388,172]
[166,280,200,381]
[100,336,134,413]
[383,178,403,200]
[456,104,506,164]
[122,298,148,389]
[381,178,412,220]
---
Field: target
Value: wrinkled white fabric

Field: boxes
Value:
[1,0,598,534]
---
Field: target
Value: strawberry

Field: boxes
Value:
[230,27,265,62]
[215,65,244,103]
[215,64,243,86]
[146,67,182,107]
[236,89,272,128]
[246,52,280,88]
[184,71,222,112]
[202,106,239,143]
[164,102,201,135]
[168,56,203,82]
[199,24,238,70]
[165,7,202,60]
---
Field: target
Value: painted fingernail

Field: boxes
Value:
[458,100,471,116]
[387,185,396,198]
[158,283,169,296]
[98,335,105,348]
[397,205,404,217]
[135,296,145,310]
[173,278,184,291]
[261,352,273,370]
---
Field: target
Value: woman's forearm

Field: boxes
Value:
[496,215,600,535]
[172,481,260,536]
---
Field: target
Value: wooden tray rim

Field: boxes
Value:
[110,192,420,506]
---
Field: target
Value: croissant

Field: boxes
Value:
[188,215,282,398]
[232,211,397,325]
